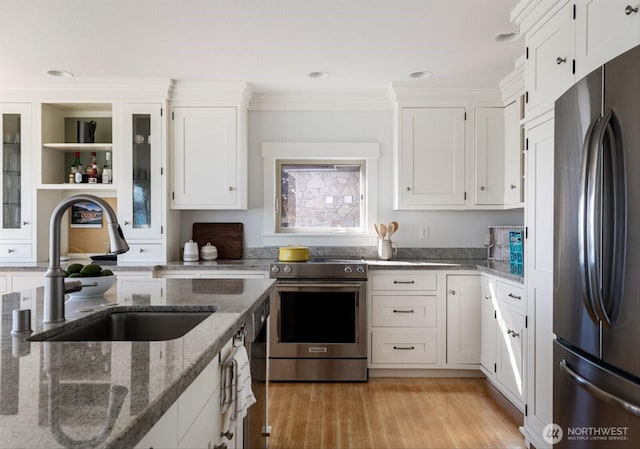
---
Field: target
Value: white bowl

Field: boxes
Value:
[66,275,116,299]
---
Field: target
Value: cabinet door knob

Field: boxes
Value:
[510,184,517,190]
[508,329,520,338]
[139,248,144,253]
[625,5,638,15]
[556,57,567,65]
[406,186,411,191]
[22,221,29,226]
[449,290,456,295]
[480,186,486,191]
[7,249,14,253]
[124,220,130,226]
[484,294,491,300]
[228,186,233,191]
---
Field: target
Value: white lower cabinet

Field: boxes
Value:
[369,270,484,371]
[368,271,441,368]
[480,273,526,411]
[445,274,481,365]
[136,338,238,449]
[495,304,526,404]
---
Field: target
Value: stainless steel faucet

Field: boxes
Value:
[44,194,129,323]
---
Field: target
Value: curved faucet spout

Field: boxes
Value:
[44,194,129,323]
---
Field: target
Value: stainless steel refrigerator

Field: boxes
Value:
[554,45,640,448]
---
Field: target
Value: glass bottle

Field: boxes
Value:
[102,152,112,184]
[88,151,98,183]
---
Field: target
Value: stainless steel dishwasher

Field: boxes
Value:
[244,297,270,449]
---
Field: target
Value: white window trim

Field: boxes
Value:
[262,142,379,246]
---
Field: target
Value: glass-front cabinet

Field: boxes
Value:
[119,104,162,240]
[1,103,32,242]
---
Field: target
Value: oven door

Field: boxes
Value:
[270,281,366,359]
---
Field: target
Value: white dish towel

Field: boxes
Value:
[220,345,256,435]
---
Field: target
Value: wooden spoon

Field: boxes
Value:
[389,221,399,238]
[387,222,396,239]
[374,223,381,239]
[379,223,387,240]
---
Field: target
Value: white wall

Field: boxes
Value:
[179,110,523,248]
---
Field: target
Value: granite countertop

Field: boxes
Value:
[0,257,522,283]
[364,259,523,284]
[0,278,274,449]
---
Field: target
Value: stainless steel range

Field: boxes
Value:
[269,259,367,381]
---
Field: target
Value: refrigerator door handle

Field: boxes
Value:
[586,113,612,326]
[560,359,640,418]
[578,115,601,324]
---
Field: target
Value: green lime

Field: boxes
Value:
[100,269,114,276]
[66,263,84,274]
[68,273,84,278]
[80,264,102,276]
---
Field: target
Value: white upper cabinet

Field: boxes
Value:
[474,107,505,205]
[575,0,640,79]
[171,106,245,210]
[503,99,524,206]
[397,107,466,208]
[525,1,575,115]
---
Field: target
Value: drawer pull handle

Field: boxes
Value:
[393,346,415,350]
[392,309,415,313]
[214,443,228,449]
[393,280,415,284]
[625,5,638,15]
[508,293,522,300]
[139,248,144,253]
[507,329,520,338]
[7,249,14,253]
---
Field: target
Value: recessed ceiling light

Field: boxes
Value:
[308,71,331,79]
[409,71,433,79]
[45,69,74,78]
[494,31,520,43]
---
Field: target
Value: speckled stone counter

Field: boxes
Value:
[365,259,524,284]
[0,278,274,449]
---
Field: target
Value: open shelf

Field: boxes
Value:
[38,183,117,191]
[43,143,114,151]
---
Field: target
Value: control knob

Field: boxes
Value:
[344,266,353,273]
[283,265,293,274]
[271,265,280,274]
[356,266,365,273]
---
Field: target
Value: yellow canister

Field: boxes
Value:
[278,246,309,262]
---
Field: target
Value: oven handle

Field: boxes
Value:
[276,283,365,289]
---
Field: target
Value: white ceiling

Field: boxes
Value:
[0,0,523,93]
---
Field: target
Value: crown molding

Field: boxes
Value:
[388,84,502,106]
[169,80,252,105]
[511,0,565,35]
[0,78,172,100]
[249,91,390,111]
[499,55,525,103]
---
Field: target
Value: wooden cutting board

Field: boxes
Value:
[192,222,243,259]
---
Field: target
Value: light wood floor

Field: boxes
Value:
[268,378,525,449]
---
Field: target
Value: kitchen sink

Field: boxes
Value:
[29,310,216,342]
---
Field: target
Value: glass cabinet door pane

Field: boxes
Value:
[132,114,151,229]
[2,113,21,229]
